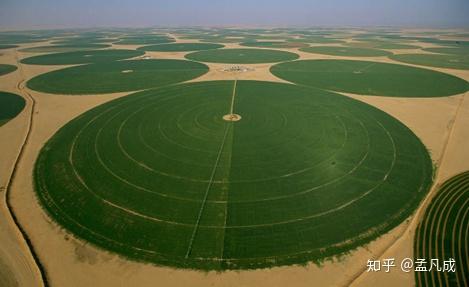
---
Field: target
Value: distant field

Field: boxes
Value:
[19,43,111,53]
[390,53,469,70]
[35,80,433,270]
[271,59,469,97]
[0,44,18,50]
[137,43,224,52]
[185,48,299,63]
[26,59,208,94]
[299,46,392,57]
[240,41,308,48]
[20,49,144,65]
[414,171,469,287]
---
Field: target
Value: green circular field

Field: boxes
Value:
[0,44,18,50]
[414,171,469,287]
[290,37,345,44]
[114,36,175,45]
[348,41,420,50]
[19,43,111,53]
[271,59,469,97]
[0,91,26,126]
[26,59,208,95]
[299,46,392,57]
[138,43,224,52]
[240,41,308,49]
[423,47,469,55]
[21,49,144,65]
[389,53,469,70]
[0,64,17,77]
[185,48,299,63]
[35,80,433,270]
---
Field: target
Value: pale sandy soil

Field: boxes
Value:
[0,48,44,287]
[0,30,468,287]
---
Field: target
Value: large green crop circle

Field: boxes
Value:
[271,59,468,97]
[389,53,469,70]
[299,46,392,57]
[35,81,432,270]
[20,49,144,65]
[185,48,299,63]
[26,59,209,95]
[138,43,224,52]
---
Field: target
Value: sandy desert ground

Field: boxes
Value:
[0,29,468,287]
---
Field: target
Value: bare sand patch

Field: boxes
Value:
[223,113,242,121]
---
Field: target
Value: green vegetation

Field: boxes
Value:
[289,37,345,44]
[270,59,469,97]
[239,41,308,48]
[423,47,469,55]
[0,64,17,77]
[35,80,433,270]
[21,49,144,65]
[137,43,224,52]
[114,35,175,45]
[0,92,26,127]
[0,44,18,50]
[19,43,111,53]
[26,59,208,94]
[50,37,116,45]
[0,33,47,44]
[390,53,469,70]
[348,41,420,50]
[414,171,469,287]
[185,48,299,63]
[299,46,392,57]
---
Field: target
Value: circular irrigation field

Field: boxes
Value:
[35,80,433,270]
[414,171,469,287]
[240,41,309,49]
[271,59,469,97]
[20,49,144,65]
[389,53,469,70]
[19,43,111,53]
[185,48,299,64]
[137,42,224,52]
[26,59,208,95]
[0,64,17,77]
[299,46,392,57]
[0,44,18,50]
[0,91,25,126]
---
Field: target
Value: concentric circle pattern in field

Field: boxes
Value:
[35,80,433,270]
[137,42,224,52]
[414,171,469,287]
[185,48,299,63]
[299,46,392,57]
[20,49,144,65]
[271,59,469,97]
[26,59,208,95]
